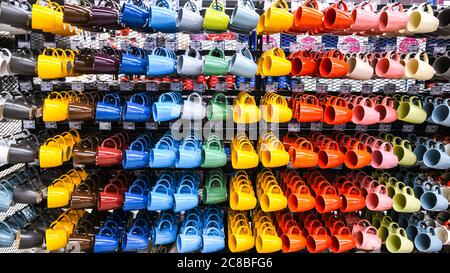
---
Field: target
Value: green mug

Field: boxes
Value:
[207,93,233,121]
[378,221,399,243]
[203,1,230,31]
[393,185,421,213]
[203,176,227,204]
[393,139,417,166]
[397,96,427,124]
[203,48,229,75]
[386,227,414,253]
[201,136,227,168]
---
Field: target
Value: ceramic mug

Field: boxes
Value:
[323,1,352,30]
[397,96,427,124]
[404,51,435,80]
[423,142,450,170]
[378,3,408,32]
[202,1,229,32]
[407,3,439,34]
[176,1,203,33]
[177,47,203,76]
[431,98,450,127]
[180,93,206,120]
[203,48,229,76]
[346,53,374,80]
[375,51,405,79]
[229,47,257,78]
[229,0,259,34]
[392,185,421,213]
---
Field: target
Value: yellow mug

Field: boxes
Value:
[397,96,427,124]
[32,0,57,30]
[392,186,421,213]
[43,92,69,121]
[42,2,64,33]
[263,0,293,33]
[260,185,287,212]
[52,135,72,162]
[45,222,68,251]
[47,179,71,208]
[231,142,259,169]
[262,96,293,123]
[37,48,64,79]
[260,142,290,168]
[230,184,257,210]
[228,226,255,252]
[57,214,76,236]
[393,140,417,166]
[39,138,64,168]
[385,227,414,253]
[55,48,73,76]
[255,226,282,253]
[262,55,292,76]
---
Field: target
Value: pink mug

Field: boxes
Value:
[365,182,393,211]
[355,226,382,251]
[351,1,379,32]
[375,51,405,79]
[375,96,398,123]
[371,142,398,169]
[352,98,380,125]
[378,3,408,32]
[351,219,372,236]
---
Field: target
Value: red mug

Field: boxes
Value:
[288,185,315,212]
[315,185,342,213]
[323,1,353,30]
[317,140,344,169]
[323,97,352,125]
[97,183,124,211]
[96,137,123,166]
[293,0,323,31]
[281,225,306,253]
[344,141,372,169]
[330,226,355,253]
[319,50,349,78]
[341,186,366,212]
[297,94,323,122]
[306,226,331,253]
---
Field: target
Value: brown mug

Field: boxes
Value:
[73,138,97,165]
[63,0,92,26]
[68,96,95,121]
[68,223,94,252]
[71,180,96,209]
[74,50,95,74]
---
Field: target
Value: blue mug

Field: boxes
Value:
[152,92,182,122]
[0,181,13,211]
[414,227,443,253]
[201,227,225,253]
[123,93,152,122]
[147,183,173,211]
[420,185,449,211]
[123,139,150,169]
[177,226,202,253]
[122,226,149,252]
[0,222,15,247]
[96,93,122,121]
[120,47,148,75]
[146,47,177,76]
[423,97,441,124]
[413,180,433,199]
[149,138,177,168]
[93,227,119,253]
[431,98,450,127]
[175,139,202,168]
[174,184,198,212]
[406,220,427,241]
[412,137,430,165]
[152,219,178,245]
[148,0,177,32]
[423,142,450,169]
[123,183,148,211]
[120,0,149,28]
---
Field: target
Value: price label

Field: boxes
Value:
[361,83,373,94]
[23,120,35,129]
[339,84,352,94]
[120,40,129,50]
[69,121,82,129]
[383,83,396,94]
[99,122,111,130]
[407,85,420,95]
[402,124,415,133]
[310,122,322,131]
[288,122,300,132]
[333,124,346,131]
[355,125,368,132]
[443,83,450,93]
[44,41,56,48]
[170,82,182,91]
[165,41,177,51]
[431,85,443,96]
[238,82,250,92]
[425,124,439,134]
[123,122,135,130]
[98,82,109,91]
[41,82,53,91]
[316,83,328,93]
[215,82,227,92]
[213,40,225,51]
[146,82,158,91]
[379,124,391,132]
[385,44,397,52]
[18,41,30,49]
[45,122,57,129]
[194,83,205,92]
[434,45,446,54]
[268,123,278,132]
[120,82,134,91]
[71,82,84,92]
[265,83,278,92]
[189,41,203,51]
[292,82,304,93]
[146,122,158,130]
[19,81,33,91]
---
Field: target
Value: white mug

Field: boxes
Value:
[181,92,206,120]
[347,53,374,80]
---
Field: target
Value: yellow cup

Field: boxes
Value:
[42,3,64,33]
[232,146,259,169]
[255,226,282,253]
[262,55,292,76]
[37,48,64,79]
[55,48,73,76]
[260,185,287,212]
[230,184,257,210]
[260,142,290,168]
[228,226,255,252]
[57,214,75,236]
[45,222,68,251]
[43,92,69,121]
[393,186,421,213]
[203,1,230,31]
[263,0,293,33]
[52,135,72,162]
[393,140,417,166]
[397,96,427,124]
[47,179,71,208]
[39,138,63,168]
[264,103,293,123]
[32,0,57,30]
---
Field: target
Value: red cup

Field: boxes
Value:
[317,140,344,169]
[306,226,331,253]
[330,226,355,253]
[293,0,324,31]
[291,53,317,76]
[315,185,342,213]
[319,50,349,78]
[323,1,353,30]
[341,186,366,212]
[281,226,306,253]
[323,97,352,125]
[288,185,315,212]
[96,137,123,166]
[97,183,124,211]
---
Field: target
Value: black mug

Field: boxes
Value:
[0,0,31,29]
[9,48,36,75]
[433,51,450,80]
[1,99,35,120]
[7,135,37,164]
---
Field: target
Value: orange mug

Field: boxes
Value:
[288,185,315,212]
[293,0,323,31]
[288,139,318,168]
[317,140,344,169]
[315,185,342,213]
[323,1,353,30]
[319,50,349,78]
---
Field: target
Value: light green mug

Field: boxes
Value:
[386,227,414,253]
[378,221,398,243]
[393,185,421,213]
[203,175,227,204]
[393,139,417,166]
[397,96,427,124]
[203,1,230,31]
[201,135,227,168]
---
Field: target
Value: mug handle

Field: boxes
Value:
[208,48,225,59]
